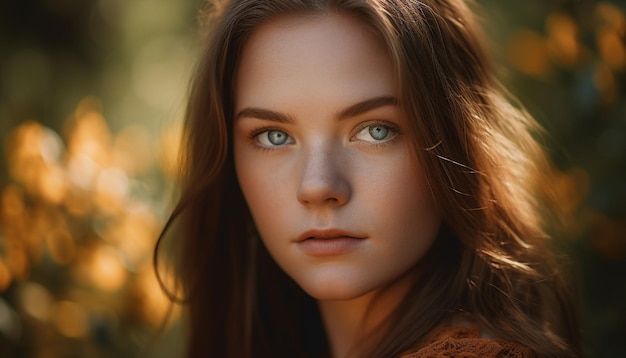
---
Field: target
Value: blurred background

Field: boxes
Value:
[0,0,624,357]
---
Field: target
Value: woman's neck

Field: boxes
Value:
[317,270,418,358]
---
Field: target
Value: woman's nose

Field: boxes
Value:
[296,145,351,208]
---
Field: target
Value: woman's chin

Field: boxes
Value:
[295,276,375,302]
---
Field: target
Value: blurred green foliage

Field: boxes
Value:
[0,0,624,357]
[480,1,626,356]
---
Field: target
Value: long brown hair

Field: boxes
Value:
[155,0,581,357]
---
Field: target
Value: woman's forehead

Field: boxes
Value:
[234,12,396,111]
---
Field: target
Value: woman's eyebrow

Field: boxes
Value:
[336,96,398,120]
[235,95,398,123]
[235,107,295,124]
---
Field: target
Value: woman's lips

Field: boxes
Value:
[296,229,366,256]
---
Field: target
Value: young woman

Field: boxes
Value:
[155,0,581,356]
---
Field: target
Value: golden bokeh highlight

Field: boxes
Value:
[66,153,99,192]
[506,2,625,84]
[1,95,183,352]
[63,187,93,216]
[65,99,111,169]
[133,264,179,328]
[553,167,590,215]
[596,28,625,71]
[112,125,155,176]
[37,163,68,205]
[4,121,56,197]
[1,184,25,220]
[45,228,76,266]
[595,3,626,36]
[19,283,54,322]
[158,121,183,180]
[506,29,550,78]
[546,13,581,68]
[0,259,12,292]
[53,301,89,338]
[88,244,128,292]
[5,242,29,282]
[102,205,159,269]
[93,167,129,214]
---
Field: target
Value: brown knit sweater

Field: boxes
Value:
[400,326,536,358]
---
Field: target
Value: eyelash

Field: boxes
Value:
[247,120,401,151]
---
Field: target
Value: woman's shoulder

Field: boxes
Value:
[401,325,536,358]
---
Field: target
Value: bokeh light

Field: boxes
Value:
[0,1,193,355]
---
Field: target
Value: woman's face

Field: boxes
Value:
[234,13,441,300]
